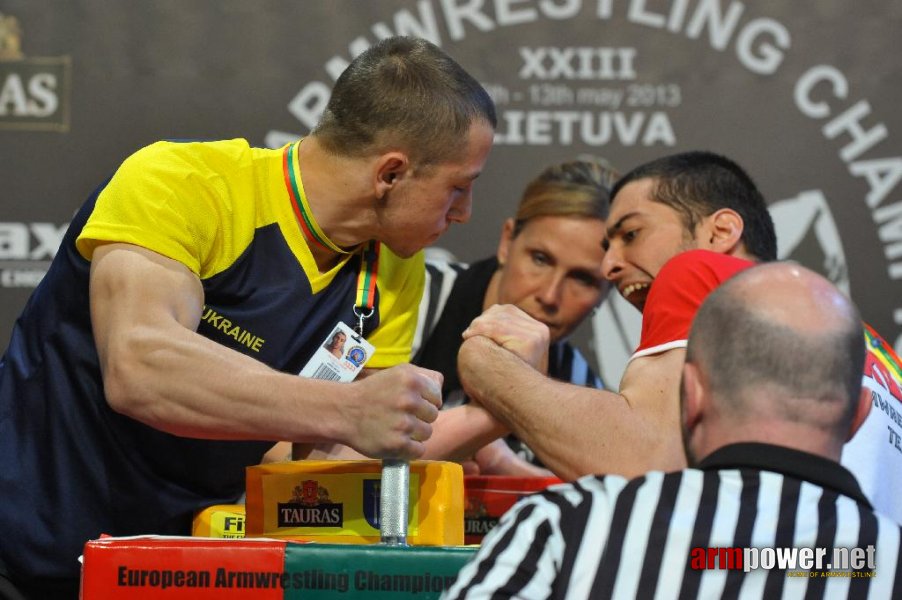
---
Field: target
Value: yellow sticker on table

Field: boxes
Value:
[209,509,246,538]
[191,504,246,538]
[260,472,420,537]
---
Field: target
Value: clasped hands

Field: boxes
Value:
[462,304,551,373]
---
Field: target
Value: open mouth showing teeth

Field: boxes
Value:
[622,282,649,298]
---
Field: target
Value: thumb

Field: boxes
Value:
[411,365,444,391]
[408,365,443,408]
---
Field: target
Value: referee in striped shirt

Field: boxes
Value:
[445,262,901,599]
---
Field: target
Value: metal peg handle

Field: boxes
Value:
[379,459,409,545]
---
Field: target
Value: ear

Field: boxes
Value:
[373,152,410,200]
[846,386,873,441]
[681,361,706,434]
[703,208,744,254]
[496,218,516,266]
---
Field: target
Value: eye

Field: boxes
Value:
[531,251,550,266]
[453,182,471,194]
[623,229,638,242]
[571,271,602,289]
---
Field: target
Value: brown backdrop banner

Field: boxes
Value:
[2,0,901,383]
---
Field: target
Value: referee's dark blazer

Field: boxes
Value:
[444,443,902,599]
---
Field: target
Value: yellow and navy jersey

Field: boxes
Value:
[0,138,424,581]
[78,138,423,369]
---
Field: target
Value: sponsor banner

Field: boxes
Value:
[0,2,900,375]
[244,460,464,546]
[260,473,421,538]
[463,475,562,544]
[0,11,71,131]
[81,535,476,599]
[0,57,71,131]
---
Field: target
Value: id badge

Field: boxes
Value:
[299,321,374,382]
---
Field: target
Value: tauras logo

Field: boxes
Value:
[278,504,343,527]
[0,12,23,61]
[0,11,71,131]
[464,498,499,537]
[277,480,344,528]
[465,516,499,535]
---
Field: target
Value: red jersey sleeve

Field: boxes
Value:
[632,250,755,360]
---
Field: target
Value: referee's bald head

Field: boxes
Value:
[682,262,866,462]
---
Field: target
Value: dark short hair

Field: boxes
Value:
[611,151,777,261]
[313,37,496,167]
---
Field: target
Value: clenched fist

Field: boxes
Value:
[463,304,550,372]
[341,364,443,459]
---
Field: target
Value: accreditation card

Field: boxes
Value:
[299,321,374,383]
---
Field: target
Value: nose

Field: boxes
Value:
[448,193,472,224]
[601,244,623,282]
[536,272,565,310]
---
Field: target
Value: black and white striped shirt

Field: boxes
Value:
[445,443,902,599]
